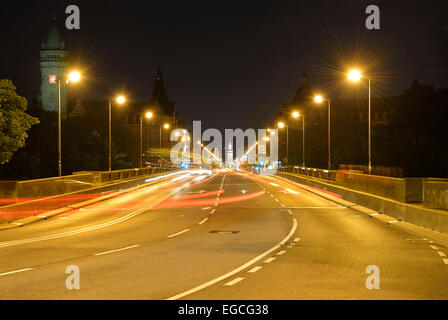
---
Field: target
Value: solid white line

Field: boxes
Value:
[264,257,276,263]
[167,229,190,238]
[248,266,262,273]
[437,251,446,257]
[430,245,439,250]
[0,268,34,277]
[224,277,244,286]
[210,209,216,214]
[167,218,297,300]
[276,250,286,256]
[94,244,140,256]
[198,218,208,225]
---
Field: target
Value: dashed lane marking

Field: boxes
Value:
[167,229,190,238]
[287,210,293,215]
[264,257,276,264]
[444,259,448,265]
[225,277,244,286]
[94,244,140,256]
[198,218,208,225]
[201,207,211,210]
[276,250,286,256]
[210,209,216,214]
[294,238,300,242]
[437,251,446,257]
[430,245,440,250]
[248,266,262,273]
[280,204,285,208]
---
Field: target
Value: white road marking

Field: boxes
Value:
[270,194,275,198]
[224,277,244,286]
[94,244,140,256]
[280,204,285,207]
[248,266,262,273]
[287,210,293,215]
[59,217,68,220]
[0,268,34,277]
[264,257,276,263]
[210,209,216,214]
[0,190,177,249]
[387,220,399,224]
[274,199,280,203]
[167,229,190,238]
[430,245,440,250]
[198,218,208,225]
[437,251,446,257]
[269,183,279,187]
[201,207,211,210]
[285,188,299,194]
[276,250,286,256]
[287,246,293,248]
[294,238,300,242]
[370,213,381,216]
[444,259,448,265]
[167,218,297,300]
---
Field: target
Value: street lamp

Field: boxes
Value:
[139,111,153,168]
[277,121,288,165]
[57,70,81,176]
[108,95,126,171]
[292,110,305,167]
[348,69,372,173]
[314,95,331,170]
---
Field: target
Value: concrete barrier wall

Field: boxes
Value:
[424,180,448,210]
[1,167,171,200]
[281,167,423,203]
[277,172,448,235]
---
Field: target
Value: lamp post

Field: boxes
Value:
[292,111,305,167]
[158,123,170,166]
[108,95,126,171]
[277,121,287,165]
[348,69,372,174]
[140,111,153,168]
[57,71,81,176]
[314,95,331,170]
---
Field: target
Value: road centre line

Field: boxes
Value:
[167,229,190,238]
[0,268,34,277]
[210,209,216,214]
[167,218,297,300]
[198,218,208,225]
[94,244,140,256]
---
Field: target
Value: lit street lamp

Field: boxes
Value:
[140,111,153,168]
[348,69,372,173]
[57,70,81,176]
[277,121,288,165]
[109,95,126,171]
[292,111,305,167]
[314,95,331,170]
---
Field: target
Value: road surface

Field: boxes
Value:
[0,169,447,299]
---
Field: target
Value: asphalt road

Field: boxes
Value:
[0,169,447,299]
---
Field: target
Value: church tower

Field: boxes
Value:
[39,17,69,117]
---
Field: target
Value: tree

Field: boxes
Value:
[0,79,39,164]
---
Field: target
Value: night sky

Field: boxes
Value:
[1,0,447,131]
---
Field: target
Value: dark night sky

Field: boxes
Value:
[1,0,447,131]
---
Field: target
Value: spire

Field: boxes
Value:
[150,68,172,114]
[42,16,65,50]
[292,72,312,104]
